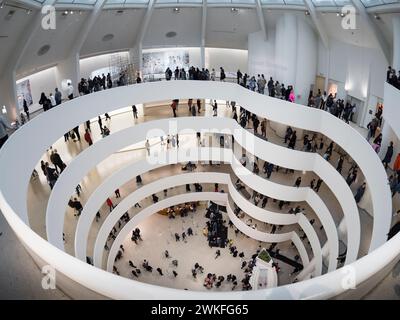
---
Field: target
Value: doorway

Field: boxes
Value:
[346,95,364,126]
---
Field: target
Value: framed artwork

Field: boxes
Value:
[142,50,189,76]
[16,79,33,111]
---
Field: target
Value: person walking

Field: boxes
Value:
[106,198,115,212]
[132,105,138,119]
[54,88,62,105]
[315,179,323,192]
[294,177,302,188]
[382,141,394,169]
[67,82,74,100]
[336,156,344,174]
[354,182,366,203]
[84,129,93,146]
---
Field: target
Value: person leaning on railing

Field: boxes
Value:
[387,66,400,89]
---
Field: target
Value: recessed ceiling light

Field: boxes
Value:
[340,12,345,17]
[305,10,310,16]
[64,10,68,15]
[26,9,31,14]
[336,12,340,17]
[0,2,4,9]
[173,7,180,13]
[70,10,74,14]
[231,7,238,13]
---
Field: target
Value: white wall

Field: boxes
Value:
[79,52,130,80]
[247,30,275,79]
[142,47,248,75]
[142,47,202,68]
[317,38,388,127]
[16,67,57,113]
[205,47,248,74]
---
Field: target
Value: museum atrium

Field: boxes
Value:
[0,0,399,300]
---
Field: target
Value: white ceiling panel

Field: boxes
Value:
[143,7,202,48]
[81,8,146,56]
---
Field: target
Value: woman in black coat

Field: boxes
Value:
[382,141,394,169]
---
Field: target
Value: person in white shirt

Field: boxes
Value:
[67,82,74,100]
[49,93,56,107]
[210,69,216,81]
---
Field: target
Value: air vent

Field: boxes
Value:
[165,31,177,38]
[102,34,114,42]
[5,10,15,21]
[37,44,50,56]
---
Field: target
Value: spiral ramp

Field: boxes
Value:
[0,80,396,299]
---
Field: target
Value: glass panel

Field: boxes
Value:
[360,0,384,6]
[57,0,74,3]
[156,0,178,3]
[231,0,256,3]
[106,0,124,3]
[333,0,352,5]
[179,0,202,2]
[311,0,336,6]
[125,0,150,2]
[260,0,285,4]
[284,0,305,4]
[207,0,232,3]
[382,0,400,3]
[74,0,97,4]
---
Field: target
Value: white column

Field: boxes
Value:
[295,16,318,106]
[274,13,297,87]
[0,70,17,122]
[55,53,80,98]
[393,16,400,71]
[200,46,206,69]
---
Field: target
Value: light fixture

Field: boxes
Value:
[173,7,179,13]
[231,7,238,13]
[305,10,310,16]
[26,9,31,14]
[340,12,346,17]
[374,14,381,20]
[79,10,82,15]
[336,12,340,16]
[0,2,4,9]
[64,10,68,15]
[70,10,74,14]
[2,105,7,114]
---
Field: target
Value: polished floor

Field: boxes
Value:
[1,97,399,298]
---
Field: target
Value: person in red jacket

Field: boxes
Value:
[106,197,115,212]
[84,129,93,146]
[394,153,400,172]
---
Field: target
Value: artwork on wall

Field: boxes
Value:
[16,79,33,111]
[142,50,189,76]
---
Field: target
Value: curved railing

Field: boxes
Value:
[0,81,394,299]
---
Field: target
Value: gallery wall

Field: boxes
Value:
[80,52,130,80]
[16,67,57,113]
